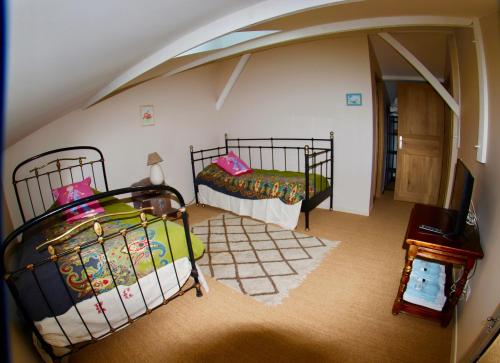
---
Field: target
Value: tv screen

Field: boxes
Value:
[447,159,474,238]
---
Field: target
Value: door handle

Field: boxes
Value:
[399,136,403,150]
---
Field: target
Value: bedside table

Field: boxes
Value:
[392,204,483,327]
[130,178,178,217]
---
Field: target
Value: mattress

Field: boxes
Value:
[35,257,207,347]
[195,164,330,229]
[196,164,330,205]
[198,185,301,230]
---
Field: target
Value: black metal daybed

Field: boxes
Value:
[2,146,205,361]
[190,133,334,230]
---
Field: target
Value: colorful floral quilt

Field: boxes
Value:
[15,198,205,321]
[196,164,330,205]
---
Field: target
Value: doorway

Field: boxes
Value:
[369,32,455,207]
[378,80,450,206]
[384,84,398,191]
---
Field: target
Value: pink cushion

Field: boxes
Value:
[52,177,104,223]
[214,151,252,176]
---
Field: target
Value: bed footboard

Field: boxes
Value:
[3,184,203,360]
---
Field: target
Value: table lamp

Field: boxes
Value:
[147,152,165,185]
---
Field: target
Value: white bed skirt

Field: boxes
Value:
[198,185,301,230]
[35,258,208,347]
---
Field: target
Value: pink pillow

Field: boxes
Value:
[52,177,104,223]
[214,151,252,176]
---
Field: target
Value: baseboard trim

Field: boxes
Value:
[452,306,458,363]
[451,268,459,363]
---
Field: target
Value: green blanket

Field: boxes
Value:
[44,197,205,299]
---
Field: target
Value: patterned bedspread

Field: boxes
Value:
[15,198,205,321]
[196,164,330,205]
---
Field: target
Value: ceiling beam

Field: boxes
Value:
[378,32,460,117]
[84,0,355,108]
[472,18,489,163]
[166,16,472,77]
[382,75,445,82]
[444,33,461,208]
[216,54,251,111]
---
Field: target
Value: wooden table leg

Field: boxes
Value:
[392,245,418,315]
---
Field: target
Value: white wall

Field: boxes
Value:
[3,34,374,227]
[215,36,374,215]
[455,12,500,362]
[3,65,221,228]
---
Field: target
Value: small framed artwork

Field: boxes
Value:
[140,105,155,126]
[346,93,362,106]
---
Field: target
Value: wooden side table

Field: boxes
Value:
[392,203,483,327]
[130,178,178,217]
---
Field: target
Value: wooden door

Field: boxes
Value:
[395,83,444,205]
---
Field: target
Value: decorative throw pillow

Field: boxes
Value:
[52,177,104,222]
[214,151,252,176]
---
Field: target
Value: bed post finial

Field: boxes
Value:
[330,131,334,139]
[48,245,58,262]
[224,133,228,140]
[304,145,310,155]
[189,145,193,152]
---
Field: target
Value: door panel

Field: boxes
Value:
[402,137,441,156]
[397,154,441,204]
[395,83,444,205]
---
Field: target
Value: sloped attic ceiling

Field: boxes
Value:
[7,0,348,147]
[369,31,449,81]
[5,0,265,146]
[5,0,498,148]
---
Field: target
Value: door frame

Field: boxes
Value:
[374,80,386,198]
[372,33,461,207]
[374,78,456,207]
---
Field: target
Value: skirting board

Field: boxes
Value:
[308,199,370,217]
[330,204,370,216]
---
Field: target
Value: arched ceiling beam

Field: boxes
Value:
[216,54,252,111]
[166,16,472,77]
[84,0,357,108]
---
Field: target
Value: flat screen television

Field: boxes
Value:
[446,159,474,238]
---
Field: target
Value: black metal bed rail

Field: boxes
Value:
[12,146,109,223]
[190,134,333,173]
[226,137,332,142]
[2,184,201,361]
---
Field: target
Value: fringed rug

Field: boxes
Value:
[192,213,340,305]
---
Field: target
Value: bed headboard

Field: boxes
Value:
[12,146,109,223]
[190,133,334,176]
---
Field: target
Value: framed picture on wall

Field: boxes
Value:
[346,93,362,106]
[140,105,155,126]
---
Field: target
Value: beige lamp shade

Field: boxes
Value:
[147,152,163,166]
[147,152,165,185]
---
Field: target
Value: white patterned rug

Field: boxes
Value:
[192,213,340,305]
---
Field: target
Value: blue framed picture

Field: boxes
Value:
[346,93,362,106]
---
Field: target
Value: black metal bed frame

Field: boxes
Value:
[12,146,109,224]
[190,133,334,230]
[2,147,202,361]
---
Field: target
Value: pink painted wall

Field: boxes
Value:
[3,64,221,227]
[4,35,375,226]
[214,36,374,215]
[455,12,500,362]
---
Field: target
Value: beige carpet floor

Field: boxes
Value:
[71,193,452,363]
